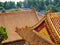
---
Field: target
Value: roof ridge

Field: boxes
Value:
[0,9,34,15]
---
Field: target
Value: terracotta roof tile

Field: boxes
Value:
[50,13,60,36]
[37,13,44,20]
[0,9,39,43]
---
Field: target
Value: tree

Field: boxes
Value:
[17,1,22,8]
[0,26,8,45]
[23,0,29,8]
[8,1,16,9]
[3,1,9,9]
[0,2,3,7]
[45,0,60,12]
[23,0,46,11]
[54,0,59,5]
[3,1,16,9]
[2,8,6,13]
[0,7,4,10]
[0,0,60,12]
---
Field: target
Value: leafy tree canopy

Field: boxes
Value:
[0,26,8,45]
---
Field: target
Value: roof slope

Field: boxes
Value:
[49,13,60,36]
[37,13,44,20]
[16,27,55,45]
[30,10,60,44]
[0,9,39,31]
[0,9,39,43]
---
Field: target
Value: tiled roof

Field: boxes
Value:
[0,9,39,43]
[50,13,60,36]
[16,27,54,45]
[37,13,44,20]
[29,11,60,44]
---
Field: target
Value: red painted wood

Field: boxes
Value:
[34,21,55,43]
[34,21,45,32]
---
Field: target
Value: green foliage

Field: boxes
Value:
[17,1,22,8]
[3,1,9,9]
[0,2,3,7]
[2,8,6,13]
[3,1,16,9]
[0,43,2,45]
[0,7,4,10]
[9,9,19,12]
[9,1,16,9]
[23,0,60,12]
[23,0,47,11]
[0,26,8,45]
[0,0,60,12]
[0,7,5,13]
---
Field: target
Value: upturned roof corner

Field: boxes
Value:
[45,9,52,16]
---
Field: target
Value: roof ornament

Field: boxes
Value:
[32,7,35,10]
[46,9,52,16]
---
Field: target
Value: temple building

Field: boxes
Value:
[0,8,42,45]
[16,10,60,45]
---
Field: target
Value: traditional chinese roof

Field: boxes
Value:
[37,13,44,20]
[31,10,60,45]
[16,27,55,45]
[16,10,58,45]
[0,8,40,43]
[49,13,60,36]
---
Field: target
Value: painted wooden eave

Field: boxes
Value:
[33,30,55,45]
[31,16,46,29]
[46,13,60,44]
